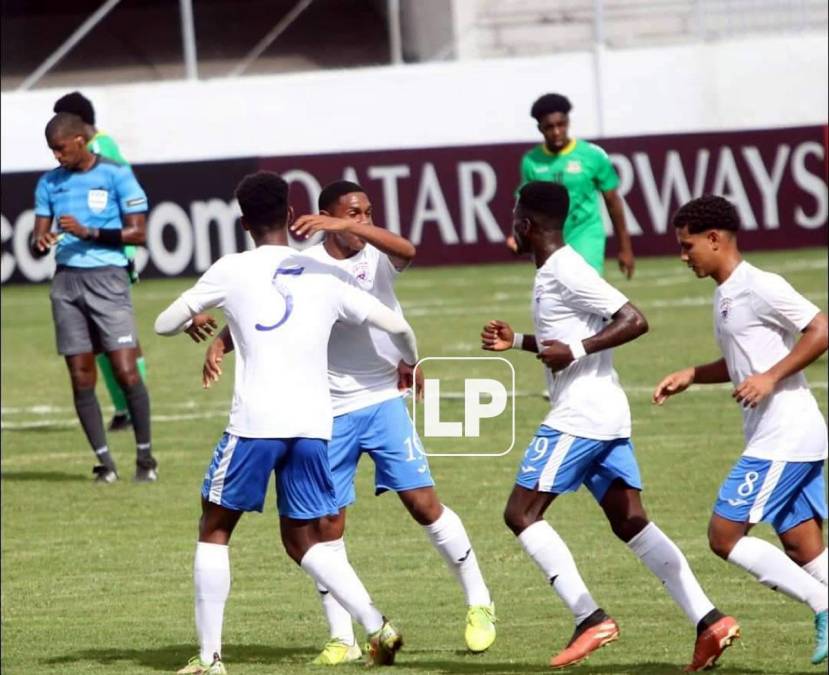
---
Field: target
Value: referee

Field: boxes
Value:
[32,112,157,483]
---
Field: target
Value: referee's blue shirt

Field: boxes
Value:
[34,155,148,269]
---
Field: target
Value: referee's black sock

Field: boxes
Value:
[123,381,152,461]
[73,387,115,470]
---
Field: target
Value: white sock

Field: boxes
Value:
[314,539,356,644]
[423,505,491,606]
[728,536,828,613]
[301,540,384,634]
[518,521,599,624]
[802,548,828,586]
[194,542,230,664]
[627,522,715,625]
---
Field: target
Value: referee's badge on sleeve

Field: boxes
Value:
[87,189,108,213]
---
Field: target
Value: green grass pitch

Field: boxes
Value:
[2,248,827,674]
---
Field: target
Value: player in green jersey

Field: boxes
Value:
[509,93,635,278]
[53,92,148,432]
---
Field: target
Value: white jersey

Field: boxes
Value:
[534,246,631,440]
[179,245,380,439]
[302,242,405,415]
[714,260,827,462]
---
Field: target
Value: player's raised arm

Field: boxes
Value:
[291,181,416,270]
[537,302,647,372]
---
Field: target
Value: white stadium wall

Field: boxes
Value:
[1,33,826,283]
[1,33,827,172]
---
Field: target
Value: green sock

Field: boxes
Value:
[136,355,147,382]
[96,353,128,414]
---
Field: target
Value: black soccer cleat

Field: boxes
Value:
[107,412,132,432]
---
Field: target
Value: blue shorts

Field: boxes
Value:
[714,457,827,534]
[330,397,435,509]
[515,425,642,502]
[201,433,338,520]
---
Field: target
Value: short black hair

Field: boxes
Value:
[45,112,88,141]
[517,181,569,229]
[318,180,365,212]
[672,195,740,234]
[530,93,572,122]
[54,91,95,125]
[235,171,289,231]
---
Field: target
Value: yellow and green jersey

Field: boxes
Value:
[519,139,619,274]
[88,132,127,166]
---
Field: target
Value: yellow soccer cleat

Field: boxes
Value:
[311,638,362,666]
[465,603,497,653]
[176,653,227,675]
[366,619,403,666]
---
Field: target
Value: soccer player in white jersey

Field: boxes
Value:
[154,172,418,673]
[654,195,828,666]
[202,181,495,665]
[482,181,737,671]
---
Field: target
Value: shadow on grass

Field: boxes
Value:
[44,643,315,671]
[1,470,87,482]
[1,425,77,433]
[42,645,819,674]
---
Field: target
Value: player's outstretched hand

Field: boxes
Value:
[652,367,695,405]
[202,336,225,389]
[185,313,218,343]
[481,320,514,351]
[537,339,574,372]
[290,214,351,239]
[732,373,775,408]
[397,360,424,401]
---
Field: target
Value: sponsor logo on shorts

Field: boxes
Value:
[520,464,536,473]
[117,334,133,344]
[727,498,749,506]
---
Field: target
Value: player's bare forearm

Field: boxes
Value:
[765,313,828,384]
[582,303,648,354]
[692,358,731,384]
[31,215,57,256]
[347,222,416,269]
[120,213,147,245]
[603,190,635,278]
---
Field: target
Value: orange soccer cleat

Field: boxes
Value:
[684,615,740,672]
[550,610,620,669]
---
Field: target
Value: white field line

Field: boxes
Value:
[3,383,825,430]
[2,258,825,305]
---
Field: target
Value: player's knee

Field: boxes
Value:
[401,490,442,525]
[609,514,649,543]
[503,506,530,535]
[707,528,734,560]
[112,364,139,388]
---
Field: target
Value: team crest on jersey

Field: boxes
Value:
[351,260,372,288]
[565,160,582,174]
[87,189,108,213]
[719,297,732,322]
